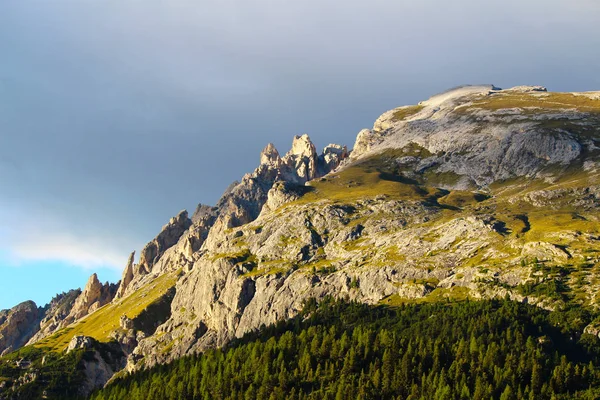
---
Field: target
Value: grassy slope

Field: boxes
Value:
[35,272,179,351]
[459,91,600,113]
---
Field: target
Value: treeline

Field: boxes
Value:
[90,299,600,400]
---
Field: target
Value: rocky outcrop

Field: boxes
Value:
[0,301,42,356]
[320,143,349,173]
[66,336,125,397]
[259,142,281,168]
[67,335,95,353]
[204,134,348,243]
[115,252,135,299]
[258,136,348,185]
[191,204,218,226]
[62,274,117,326]
[79,352,116,396]
[282,134,319,183]
[116,210,200,298]
[260,181,313,215]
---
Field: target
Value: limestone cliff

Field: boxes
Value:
[136,210,192,275]
[0,301,42,356]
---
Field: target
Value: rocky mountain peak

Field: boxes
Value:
[321,143,349,173]
[0,301,42,356]
[281,134,319,183]
[112,210,194,299]
[115,251,135,299]
[288,134,317,158]
[208,134,347,232]
[168,210,190,227]
[191,204,218,225]
[86,273,100,290]
[62,274,117,326]
[260,143,281,167]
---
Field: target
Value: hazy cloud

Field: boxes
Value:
[9,234,126,271]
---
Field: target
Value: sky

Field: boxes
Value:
[1,0,600,310]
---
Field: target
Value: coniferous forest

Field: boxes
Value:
[90,299,600,400]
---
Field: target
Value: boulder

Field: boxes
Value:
[67,335,95,353]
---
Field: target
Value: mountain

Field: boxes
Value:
[1,84,599,398]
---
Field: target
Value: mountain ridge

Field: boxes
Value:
[1,84,599,397]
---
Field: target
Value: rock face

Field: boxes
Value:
[137,210,192,275]
[349,85,588,187]
[0,301,42,356]
[62,274,117,326]
[79,352,116,396]
[115,211,194,298]
[214,134,347,228]
[66,336,125,397]
[259,142,281,167]
[321,143,349,173]
[260,181,313,215]
[282,134,319,183]
[115,252,135,299]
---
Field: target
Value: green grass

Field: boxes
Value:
[241,265,288,278]
[35,272,179,351]
[437,190,487,208]
[459,91,600,114]
[294,166,440,206]
[421,170,464,188]
[211,248,255,263]
[414,277,441,287]
[391,105,424,121]
[383,246,406,263]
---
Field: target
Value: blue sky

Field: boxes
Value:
[1,0,600,309]
[0,251,117,310]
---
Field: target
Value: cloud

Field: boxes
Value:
[8,233,127,271]
[0,200,141,272]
